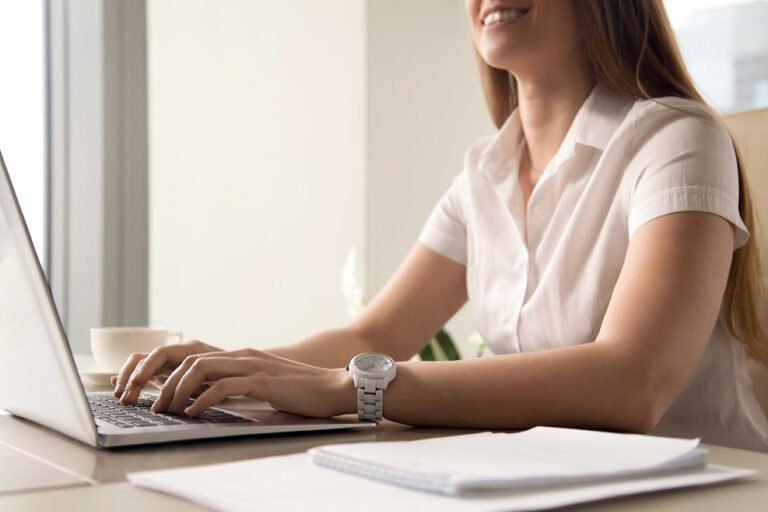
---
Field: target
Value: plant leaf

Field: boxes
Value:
[429,338,449,361]
[435,329,461,360]
[419,343,435,361]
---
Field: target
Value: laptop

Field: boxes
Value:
[0,150,375,448]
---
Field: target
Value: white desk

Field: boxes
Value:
[2,388,768,511]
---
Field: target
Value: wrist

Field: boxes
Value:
[331,368,357,416]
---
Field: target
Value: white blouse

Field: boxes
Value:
[418,84,768,451]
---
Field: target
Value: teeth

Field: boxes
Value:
[483,9,526,26]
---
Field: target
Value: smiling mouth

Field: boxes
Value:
[482,8,531,27]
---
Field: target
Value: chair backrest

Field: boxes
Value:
[723,107,768,417]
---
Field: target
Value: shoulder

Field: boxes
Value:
[626,96,734,155]
[463,133,498,171]
[431,133,498,208]
[620,97,747,247]
[613,96,738,193]
[434,133,501,214]
[620,96,743,224]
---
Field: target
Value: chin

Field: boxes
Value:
[478,48,523,73]
[476,29,532,71]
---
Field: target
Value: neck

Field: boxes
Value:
[515,57,595,172]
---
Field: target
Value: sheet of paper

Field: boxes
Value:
[128,453,755,512]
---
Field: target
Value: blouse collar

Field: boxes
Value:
[478,83,634,180]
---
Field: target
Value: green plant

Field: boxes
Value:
[419,329,461,361]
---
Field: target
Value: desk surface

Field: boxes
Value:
[2,389,768,511]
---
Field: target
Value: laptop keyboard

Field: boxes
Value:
[87,392,251,428]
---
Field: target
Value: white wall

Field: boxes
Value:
[148,1,493,356]
[148,0,366,349]
[366,0,493,357]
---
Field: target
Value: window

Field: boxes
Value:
[666,0,768,113]
[0,1,47,268]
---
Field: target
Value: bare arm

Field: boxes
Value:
[363,212,734,432]
[266,243,468,367]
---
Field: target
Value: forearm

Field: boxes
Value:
[373,342,661,433]
[266,326,378,368]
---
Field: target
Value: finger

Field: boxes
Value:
[168,357,257,413]
[152,353,204,411]
[113,352,148,398]
[120,350,170,405]
[110,376,117,385]
[120,342,209,405]
[185,376,263,416]
[120,358,151,405]
[152,350,259,412]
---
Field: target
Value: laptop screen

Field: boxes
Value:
[0,151,97,446]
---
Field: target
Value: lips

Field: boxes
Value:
[483,9,529,26]
[479,3,532,26]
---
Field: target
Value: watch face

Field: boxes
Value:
[355,354,393,372]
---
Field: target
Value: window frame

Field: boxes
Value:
[47,0,148,354]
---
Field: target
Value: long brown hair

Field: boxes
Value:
[475,0,768,364]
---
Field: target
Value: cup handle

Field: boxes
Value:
[166,331,184,344]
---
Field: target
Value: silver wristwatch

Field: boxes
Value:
[347,353,397,421]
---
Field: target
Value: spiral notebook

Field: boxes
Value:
[308,427,710,495]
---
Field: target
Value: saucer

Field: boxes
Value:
[78,370,117,387]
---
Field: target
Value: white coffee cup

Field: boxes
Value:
[90,327,183,373]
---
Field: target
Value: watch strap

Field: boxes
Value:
[356,377,384,421]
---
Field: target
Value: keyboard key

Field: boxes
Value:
[87,392,249,429]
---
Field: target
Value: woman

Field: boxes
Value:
[113,0,768,451]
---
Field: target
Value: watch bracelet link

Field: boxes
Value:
[356,377,385,421]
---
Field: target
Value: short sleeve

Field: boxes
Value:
[418,171,468,265]
[628,111,749,250]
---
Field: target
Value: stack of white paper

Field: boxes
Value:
[128,427,756,512]
[309,427,708,494]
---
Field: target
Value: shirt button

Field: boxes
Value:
[533,204,545,215]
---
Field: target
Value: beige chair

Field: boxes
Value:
[724,107,768,417]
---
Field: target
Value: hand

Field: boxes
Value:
[112,340,222,405]
[150,349,356,418]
